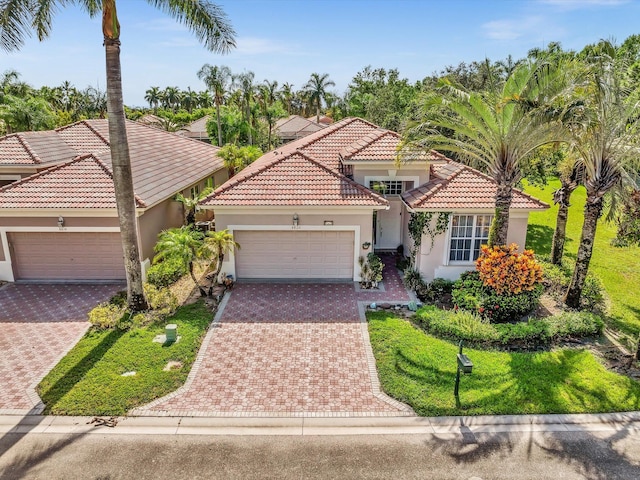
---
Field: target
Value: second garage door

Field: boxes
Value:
[234,230,355,280]
[9,232,126,281]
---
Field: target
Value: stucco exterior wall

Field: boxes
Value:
[352,166,429,188]
[214,209,375,281]
[137,198,184,262]
[417,212,531,282]
[0,239,5,261]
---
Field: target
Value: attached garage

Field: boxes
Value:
[8,232,125,281]
[234,230,355,280]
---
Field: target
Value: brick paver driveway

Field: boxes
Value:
[0,283,124,414]
[136,255,415,417]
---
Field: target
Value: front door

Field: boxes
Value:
[374,199,403,250]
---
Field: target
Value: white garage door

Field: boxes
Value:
[9,232,126,281]
[234,230,355,280]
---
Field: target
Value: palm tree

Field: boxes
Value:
[175,187,214,225]
[198,64,232,146]
[145,86,161,113]
[402,60,568,246]
[303,73,335,123]
[279,82,294,114]
[550,153,583,265]
[198,90,213,109]
[0,0,235,312]
[205,229,239,288]
[181,87,199,114]
[233,71,255,144]
[154,227,207,297]
[564,42,640,308]
[163,86,182,113]
[258,80,283,149]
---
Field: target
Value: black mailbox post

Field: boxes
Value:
[454,341,473,406]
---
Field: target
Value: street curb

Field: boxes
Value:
[1,412,639,437]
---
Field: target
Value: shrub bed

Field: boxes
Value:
[146,255,188,288]
[539,258,607,313]
[415,305,604,349]
[452,271,543,323]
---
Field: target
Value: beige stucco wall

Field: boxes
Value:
[215,209,375,280]
[137,198,184,262]
[0,216,120,227]
[352,166,429,188]
[417,212,531,282]
[0,239,4,261]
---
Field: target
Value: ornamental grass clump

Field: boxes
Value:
[476,243,543,295]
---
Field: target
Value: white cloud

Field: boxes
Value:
[233,37,291,55]
[539,0,630,10]
[482,16,544,41]
[134,18,187,32]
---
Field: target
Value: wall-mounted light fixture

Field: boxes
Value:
[57,216,65,230]
[362,241,371,250]
[324,220,333,226]
[293,213,299,227]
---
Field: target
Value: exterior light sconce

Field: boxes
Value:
[57,216,65,230]
[293,213,299,227]
[362,241,371,250]
[324,220,333,226]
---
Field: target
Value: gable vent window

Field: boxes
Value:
[369,180,404,195]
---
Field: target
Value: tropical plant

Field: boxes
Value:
[402,60,570,246]
[154,227,207,296]
[233,71,256,144]
[303,73,335,123]
[0,0,236,312]
[475,244,543,295]
[198,64,232,146]
[204,229,239,288]
[175,187,214,225]
[144,86,162,113]
[564,41,640,308]
[217,144,261,177]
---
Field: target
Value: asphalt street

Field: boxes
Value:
[1,427,639,479]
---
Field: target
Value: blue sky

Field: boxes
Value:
[2,0,640,106]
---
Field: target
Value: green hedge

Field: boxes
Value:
[415,306,604,349]
[146,255,187,288]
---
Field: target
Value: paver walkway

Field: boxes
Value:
[0,283,124,414]
[135,255,415,417]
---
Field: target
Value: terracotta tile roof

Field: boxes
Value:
[275,115,326,139]
[0,154,141,209]
[0,131,78,166]
[0,119,223,209]
[340,128,447,163]
[402,160,549,211]
[203,151,388,207]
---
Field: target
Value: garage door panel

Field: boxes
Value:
[9,232,126,281]
[235,230,355,280]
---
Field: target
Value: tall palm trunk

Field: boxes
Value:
[189,260,207,296]
[488,183,512,246]
[551,181,577,265]
[246,102,252,145]
[103,1,147,312]
[316,103,320,124]
[216,100,223,146]
[564,197,603,308]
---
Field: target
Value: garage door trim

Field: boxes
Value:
[0,226,122,282]
[226,225,361,281]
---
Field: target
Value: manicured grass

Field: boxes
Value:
[38,301,212,415]
[368,311,640,416]
[523,180,640,341]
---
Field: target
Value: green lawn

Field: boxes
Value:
[38,301,212,415]
[368,311,640,416]
[524,179,640,341]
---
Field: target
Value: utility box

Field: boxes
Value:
[457,354,473,374]
[166,324,178,343]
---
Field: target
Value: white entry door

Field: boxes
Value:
[375,199,403,250]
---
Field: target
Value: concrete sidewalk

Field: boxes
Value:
[2,412,639,437]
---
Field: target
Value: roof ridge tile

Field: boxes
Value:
[15,132,42,164]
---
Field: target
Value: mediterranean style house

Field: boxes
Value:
[202,117,548,282]
[0,120,227,282]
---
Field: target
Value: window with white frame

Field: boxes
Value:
[369,180,404,195]
[190,185,200,198]
[448,214,493,262]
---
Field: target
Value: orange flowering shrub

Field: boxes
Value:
[476,243,543,295]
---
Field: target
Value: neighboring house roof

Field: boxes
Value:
[275,115,326,140]
[0,119,223,210]
[306,115,333,125]
[177,115,210,140]
[402,160,549,211]
[204,151,388,207]
[0,131,79,166]
[137,114,164,126]
[0,154,143,209]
